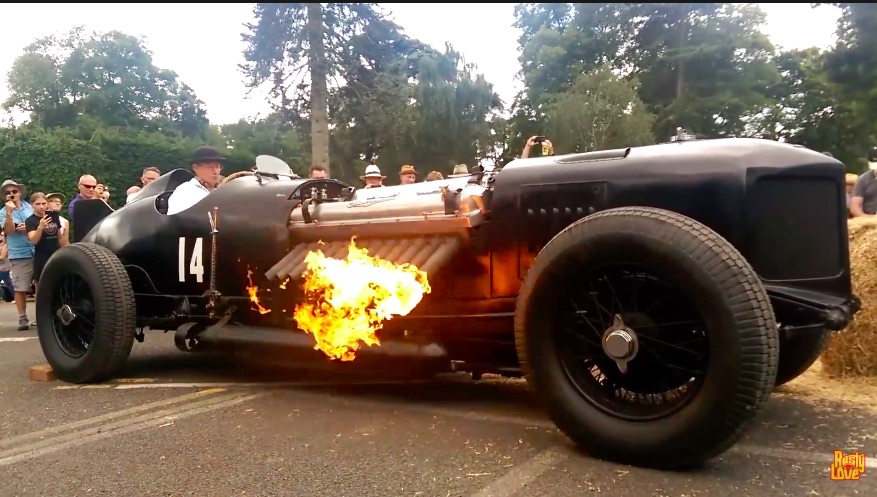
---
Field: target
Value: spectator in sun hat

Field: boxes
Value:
[449,163,469,177]
[46,193,69,233]
[399,165,417,185]
[0,179,35,330]
[425,171,444,181]
[360,164,385,189]
[166,145,226,215]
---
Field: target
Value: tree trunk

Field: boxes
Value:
[307,3,331,176]
[675,5,688,101]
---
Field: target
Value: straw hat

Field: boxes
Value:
[399,165,417,176]
[847,173,860,186]
[46,192,67,204]
[360,164,386,179]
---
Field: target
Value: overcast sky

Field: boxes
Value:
[0,3,842,126]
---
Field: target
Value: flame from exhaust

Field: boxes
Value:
[293,238,431,361]
[246,270,272,315]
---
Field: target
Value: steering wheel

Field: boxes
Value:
[219,170,255,186]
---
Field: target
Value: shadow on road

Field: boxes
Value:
[113,344,877,461]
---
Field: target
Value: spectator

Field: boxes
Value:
[521,136,555,158]
[449,164,469,177]
[399,165,418,184]
[425,171,444,181]
[166,146,225,215]
[46,193,69,233]
[126,166,162,204]
[95,184,110,202]
[26,192,68,299]
[309,165,328,179]
[849,147,877,217]
[0,231,13,303]
[846,173,858,212]
[0,179,35,330]
[360,164,385,188]
[68,174,98,222]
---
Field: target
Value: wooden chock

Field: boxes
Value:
[29,364,57,382]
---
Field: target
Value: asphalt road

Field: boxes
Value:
[0,302,874,497]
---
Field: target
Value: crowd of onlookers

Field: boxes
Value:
[0,166,163,330]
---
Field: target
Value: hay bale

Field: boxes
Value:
[820,216,877,377]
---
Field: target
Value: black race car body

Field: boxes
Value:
[43,137,859,470]
[72,137,857,338]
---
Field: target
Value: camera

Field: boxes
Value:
[533,136,545,144]
[5,193,12,202]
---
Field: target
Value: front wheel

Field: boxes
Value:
[515,207,778,470]
[36,243,137,383]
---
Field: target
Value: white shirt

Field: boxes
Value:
[166,178,210,215]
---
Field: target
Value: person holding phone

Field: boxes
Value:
[26,192,68,296]
[520,135,555,158]
[1,179,35,330]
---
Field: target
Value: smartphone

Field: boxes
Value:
[533,136,545,143]
[47,211,60,225]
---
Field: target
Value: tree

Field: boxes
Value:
[512,3,781,141]
[216,117,307,175]
[3,27,209,139]
[822,3,877,151]
[545,68,655,153]
[241,3,387,177]
[768,48,864,169]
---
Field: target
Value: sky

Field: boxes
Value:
[0,3,842,126]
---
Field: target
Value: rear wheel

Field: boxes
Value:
[515,207,778,470]
[36,243,136,383]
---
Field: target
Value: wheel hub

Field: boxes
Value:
[56,304,77,326]
[602,314,639,373]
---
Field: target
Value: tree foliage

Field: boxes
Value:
[4,2,877,201]
[4,27,209,139]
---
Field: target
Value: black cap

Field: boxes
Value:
[191,146,226,164]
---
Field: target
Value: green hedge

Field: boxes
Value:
[0,127,254,211]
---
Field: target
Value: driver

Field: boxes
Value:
[167,146,225,215]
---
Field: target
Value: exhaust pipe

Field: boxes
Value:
[194,323,449,371]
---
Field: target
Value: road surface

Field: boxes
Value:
[0,303,873,496]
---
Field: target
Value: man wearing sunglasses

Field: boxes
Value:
[67,174,99,222]
[0,179,35,330]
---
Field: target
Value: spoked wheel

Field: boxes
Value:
[515,207,778,470]
[558,264,709,422]
[50,274,97,358]
[36,243,136,384]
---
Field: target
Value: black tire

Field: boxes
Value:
[36,242,136,383]
[514,207,778,470]
[774,328,831,387]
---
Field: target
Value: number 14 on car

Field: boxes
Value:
[178,237,205,283]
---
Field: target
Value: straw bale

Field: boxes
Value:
[820,216,877,377]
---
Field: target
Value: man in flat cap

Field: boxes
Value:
[167,146,225,215]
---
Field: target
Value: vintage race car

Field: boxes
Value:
[37,140,859,470]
